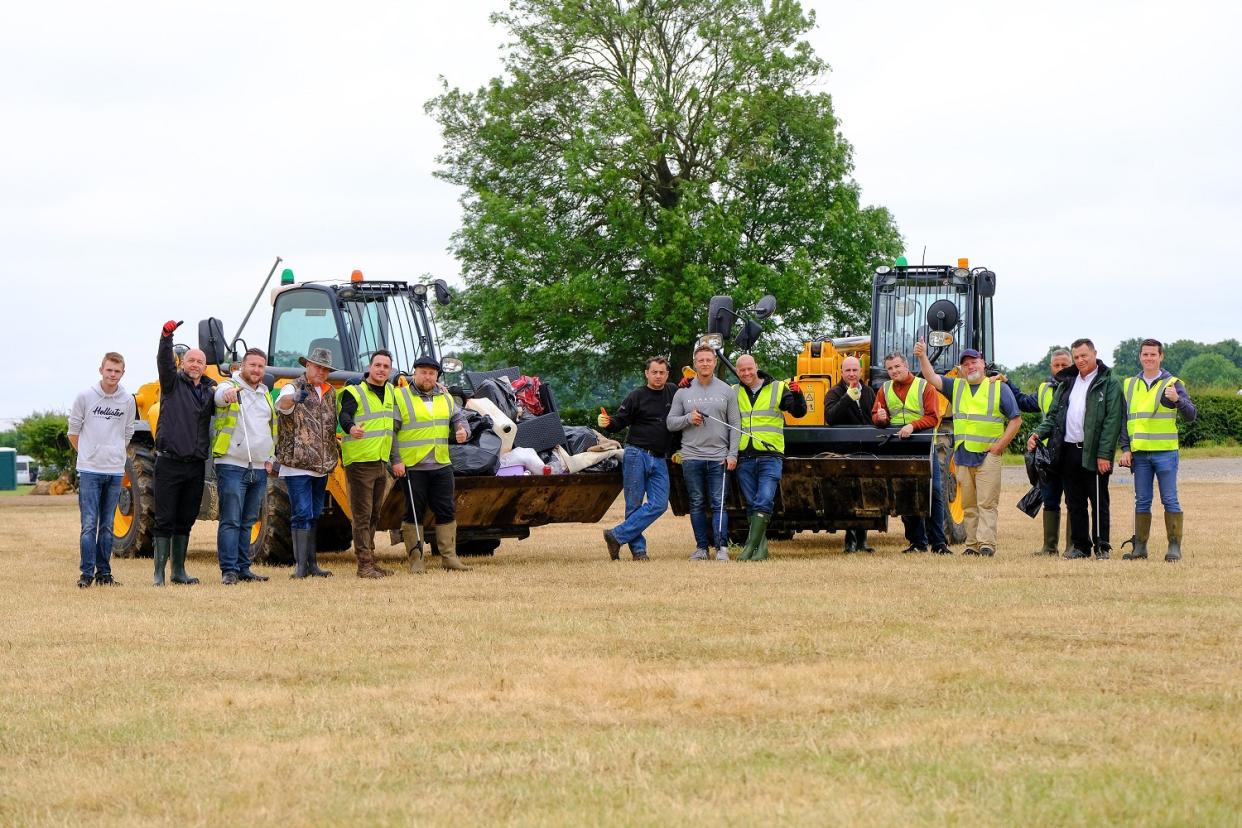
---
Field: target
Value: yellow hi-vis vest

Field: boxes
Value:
[951,378,1005,453]
[738,381,785,453]
[394,385,454,466]
[211,380,276,458]
[881,377,928,426]
[1124,375,1180,451]
[339,382,396,466]
[1038,381,1056,417]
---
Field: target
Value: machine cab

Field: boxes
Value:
[869,260,996,385]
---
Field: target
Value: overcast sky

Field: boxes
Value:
[2,0,1239,419]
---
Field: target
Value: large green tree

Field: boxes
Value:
[427,0,902,377]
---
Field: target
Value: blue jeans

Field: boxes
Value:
[902,449,947,548]
[737,454,782,516]
[78,472,123,579]
[612,447,669,556]
[216,464,268,574]
[682,458,727,550]
[1133,450,1181,513]
[285,474,328,530]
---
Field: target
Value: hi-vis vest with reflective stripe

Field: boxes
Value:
[394,385,454,465]
[212,380,276,458]
[951,379,1005,453]
[738,381,785,454]
[881,377,928,426]
[1038,381,1056,417]
[1124,375,1180,451]
[339,382,396,466]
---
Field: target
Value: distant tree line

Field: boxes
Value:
[1006,338,1242,393]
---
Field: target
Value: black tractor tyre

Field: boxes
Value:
[253,477,294,566]
[113,445,156,558]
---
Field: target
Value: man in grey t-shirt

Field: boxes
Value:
[667,345,740,560]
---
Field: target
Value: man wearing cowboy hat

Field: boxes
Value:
[392,354,472,572]
[274,346,339,578]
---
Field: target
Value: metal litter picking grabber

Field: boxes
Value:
[403,476,424,557]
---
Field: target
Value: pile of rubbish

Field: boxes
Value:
[449,368,624,477]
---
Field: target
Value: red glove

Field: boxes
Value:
[788,381,801,394]
[678,376,692,389]
[162,320,183,337]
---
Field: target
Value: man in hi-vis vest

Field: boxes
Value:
[212,347,276,584]
[1118,338,1197,562]
[338,350,400,579]
[733,354,806,561]
[393,355,472,573]
[916,340,1023,557]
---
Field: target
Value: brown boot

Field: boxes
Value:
[402,522,425,575]
[355,539,385,579]
[437,521,471,571]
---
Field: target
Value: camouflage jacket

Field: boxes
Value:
[275,376,339,475]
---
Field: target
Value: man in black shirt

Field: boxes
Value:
[598,356,678,561]
[153,320,217,586]
[824,355,878,553]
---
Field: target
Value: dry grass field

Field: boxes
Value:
[2,471,1241,826]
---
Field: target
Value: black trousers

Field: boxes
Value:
[154,455,206,537]
[1060,442,1111,552]
[401,466,456,524]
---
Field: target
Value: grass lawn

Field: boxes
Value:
[0,484,34,497]
[1,479,1239,825]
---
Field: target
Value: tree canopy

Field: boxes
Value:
[427,0,902,378]
[1113,337,1242,389]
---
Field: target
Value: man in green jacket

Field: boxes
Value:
[1029,338,1123,560]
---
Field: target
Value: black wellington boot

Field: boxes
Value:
[153,536,170,587]
[170,535,199,585]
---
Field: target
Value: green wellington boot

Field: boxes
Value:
[170,535,199,585]
[750,514,772,561]
[305,524,332,577]
[1037,510,1060,555]
[1164,512,1183,562]
[1123,513,1150,560]
[153,536,170,587]
[737,513,764,561]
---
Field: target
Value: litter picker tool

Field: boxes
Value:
[402,476,424,557]
[699,411,781,453]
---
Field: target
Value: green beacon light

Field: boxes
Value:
[280,268,295,285]
[895,256,908,267]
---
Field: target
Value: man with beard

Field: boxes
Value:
[153,320,217,586]
[392,355,472,573]
[212,348,276,584]
[824,355,878,553]
[916,341,1023,557]
[1029,338,1123,560]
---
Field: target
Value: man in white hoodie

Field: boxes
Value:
[68,352,137,588]
[212,348,277,585]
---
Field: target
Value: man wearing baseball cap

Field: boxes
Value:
[915,341,1023,556]
[392,354,472,573]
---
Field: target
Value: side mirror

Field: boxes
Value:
[198,318,231,366]
[735,319,762,350]
[441,357,464,373]
[707,295,735,336]
[925,299,960,333]
[434,279,452,306]
[749,294,777,321]
[976,269,996,298]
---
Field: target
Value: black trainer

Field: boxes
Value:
[77,574,92,589]
[963,548,981,556]
[94,573,121,586]
[932,544,953,555]
[900,544,927,554]
[222,571,239,585]
[979,546,995,557]
[238,570,269,582]
[1064,547,1092,560]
